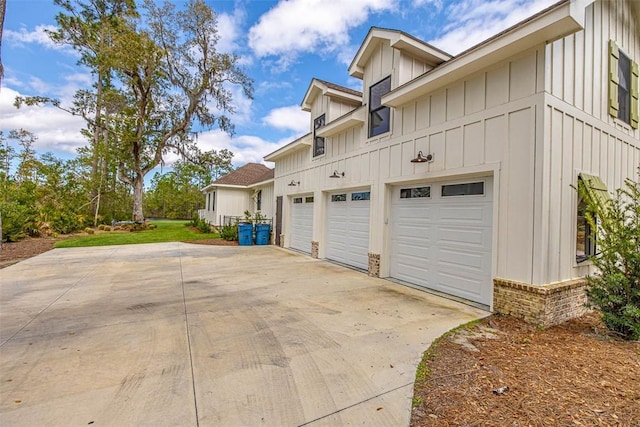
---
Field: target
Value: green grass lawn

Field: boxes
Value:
[55,220,220,248]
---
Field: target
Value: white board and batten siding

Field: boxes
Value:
[537,0,640,286]
[390,178,493,307]
[290,195,314,253]
[326,190,371,270]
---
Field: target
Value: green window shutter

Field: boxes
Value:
[631,60,639,129]
[608,40,619,117]
[578,173,611,209]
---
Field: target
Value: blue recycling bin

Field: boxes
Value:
[238,223,253,246]
[255,223,271,245]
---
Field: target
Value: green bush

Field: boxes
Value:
[220,223,238,241]
[580,176,640,341]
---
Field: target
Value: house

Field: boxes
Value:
[265,0,639,326]
[199,163,275,227]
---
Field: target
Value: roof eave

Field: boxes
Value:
[383,0,585,107]
[264,133,312,162]
[317,106,366,137]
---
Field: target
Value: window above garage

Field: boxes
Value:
[369,76,391,137]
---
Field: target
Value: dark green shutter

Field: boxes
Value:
[609,40,619,117]
[631,59,639,129]
[578,173,611,209]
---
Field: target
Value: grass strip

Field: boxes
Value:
[55,220,219,248]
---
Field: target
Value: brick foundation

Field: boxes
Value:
[493,278,589,327]
[311,241,319,259]
[368,253,380,277]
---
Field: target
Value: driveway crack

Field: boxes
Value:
[178,244,200,427]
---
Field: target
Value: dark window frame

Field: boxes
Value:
[256,190,262,211]
[618,50,631,125]
[369,76,391,137]
[313,114,325,157]
[576,196,597,263]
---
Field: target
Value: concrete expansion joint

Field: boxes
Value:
[296,382,413,426]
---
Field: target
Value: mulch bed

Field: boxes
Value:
[411,313,640,426]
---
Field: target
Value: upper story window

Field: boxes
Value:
[608,40,638,129]
[313,114,325,157]
[256,190,262,211]
[369,76,391,137]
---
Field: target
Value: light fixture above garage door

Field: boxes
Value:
[329,170,345,178]
[410,151,434,163]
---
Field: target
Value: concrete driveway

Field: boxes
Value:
[0,243,486,426]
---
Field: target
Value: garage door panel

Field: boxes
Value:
[327,192,370,271]
[391,178,493,307]
[439,205,490,224]
[290,197,313,253]
[438,248,486,271]
[438,227,490,248]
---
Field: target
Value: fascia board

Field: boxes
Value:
[264,133,312,161]
[317,107,366,137]
[383,1,582,107]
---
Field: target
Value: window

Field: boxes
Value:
[256,190,262,211]
[209,191,215,211]
[305,196,314,203]
[576,174,611,263]
[313,115,325,157]
[400,187,430,199]
[351,191,370,201]
[442,182,484,197]
[576,196,595,263]
[331,194,347,202]
[293,197,303,204]
[369,76,391,137]
[608,40,639,129]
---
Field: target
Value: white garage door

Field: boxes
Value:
[390,178,493,307]
[326,190,371,270]
[290,195,314,253]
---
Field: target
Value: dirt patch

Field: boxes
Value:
[185,238,239,246]
[411,313,640,426]
[0,238,58,268]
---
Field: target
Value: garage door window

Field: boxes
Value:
[351,191,370,201]
[331,194,347,202]
[442,182,484,197]
[305,196,314,203]
[293,197,303,204]
[400,187,430,199]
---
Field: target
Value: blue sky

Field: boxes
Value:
[1,0,558,169]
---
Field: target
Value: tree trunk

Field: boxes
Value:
[132,173,144,222]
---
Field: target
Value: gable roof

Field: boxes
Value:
[204,163,274,191]
[301,78,363,111]
[349,27,452,79]
[383,0,588,107]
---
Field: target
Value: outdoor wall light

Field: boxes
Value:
[329,170,345,178]
[410,151,433,163]
[288,180,299,186]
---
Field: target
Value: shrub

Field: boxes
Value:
[580,175,640,341]
[220,223,238,241]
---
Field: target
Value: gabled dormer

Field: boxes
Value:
[301,78,363,157]
[348,27,452,85]
[348,27,452,140]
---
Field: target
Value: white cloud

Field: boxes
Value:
[262,105,309,133]
[429,0,559,55]
[248,0,395,68]
[0,86,88,154]
[4,25,74,53]
[216,6,246,53]
[190,129,291,166]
